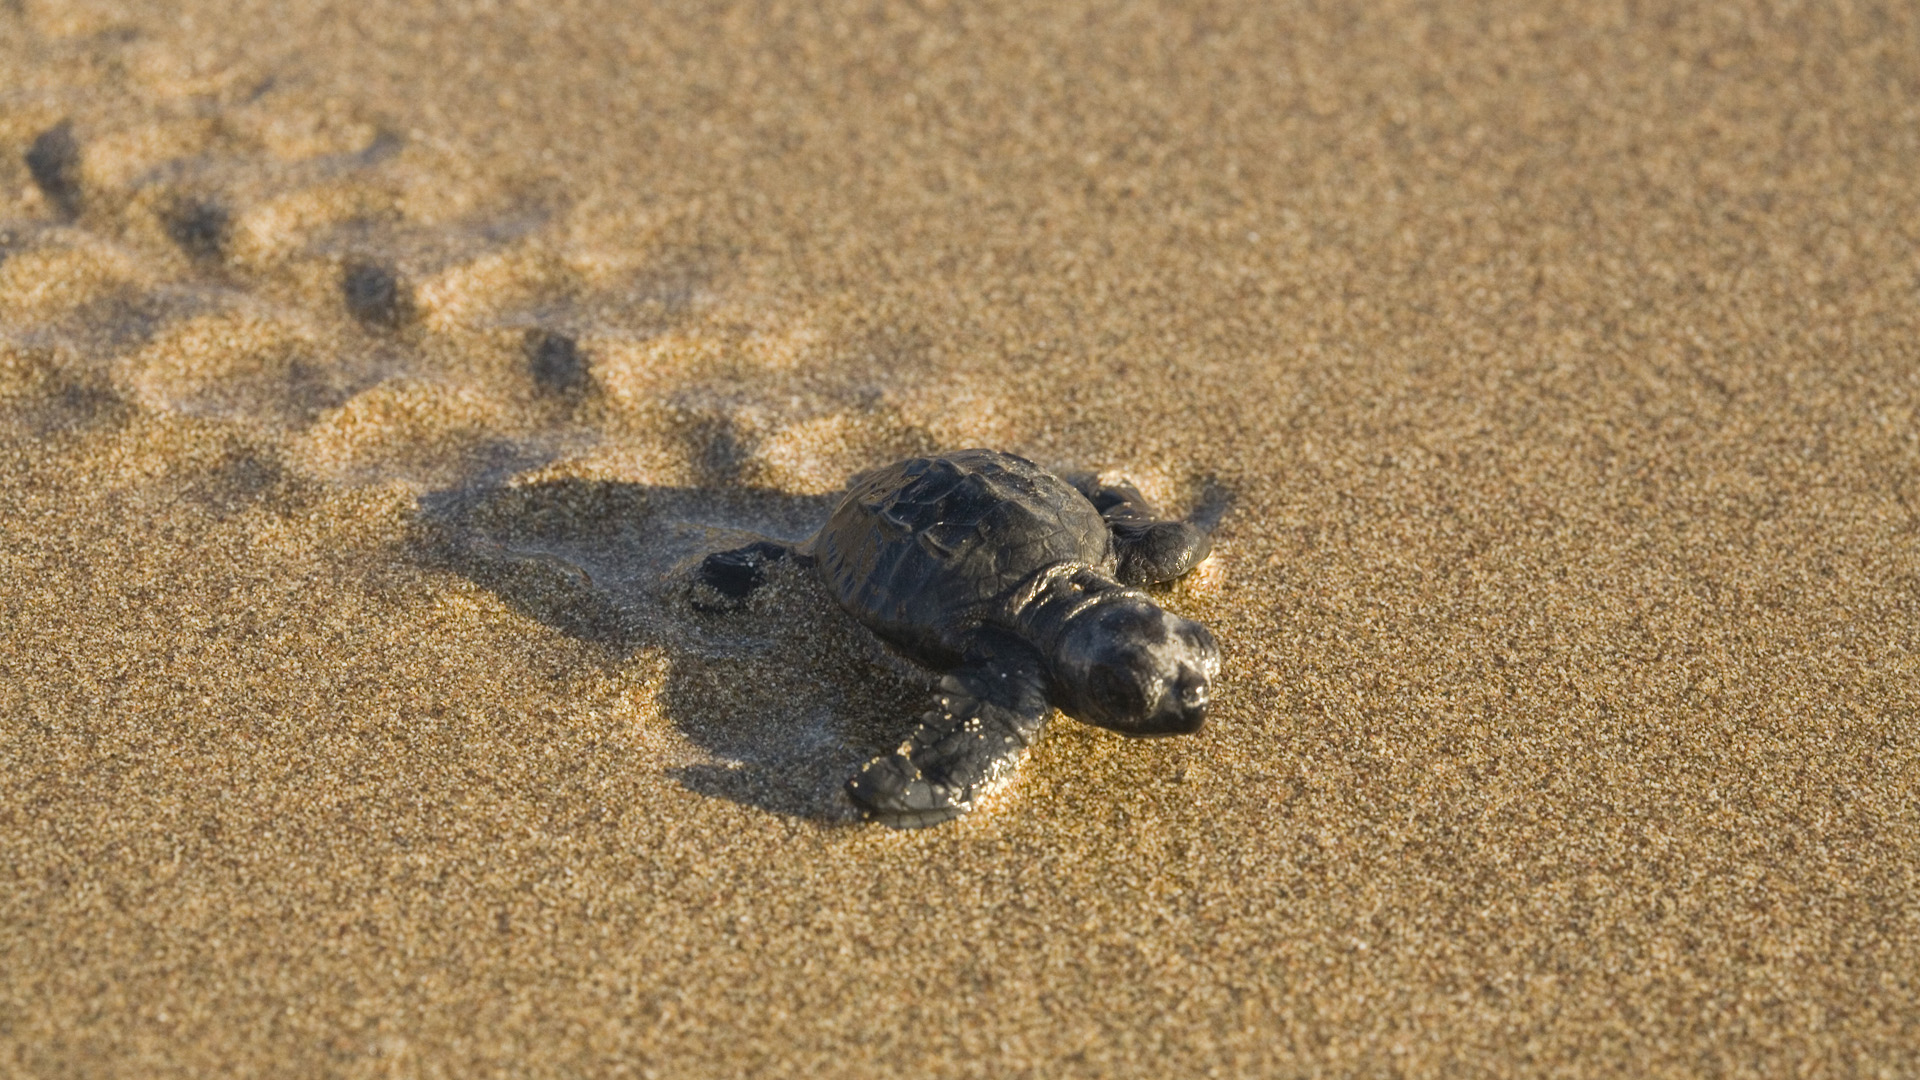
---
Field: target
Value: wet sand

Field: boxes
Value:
[3,0,1917,1075]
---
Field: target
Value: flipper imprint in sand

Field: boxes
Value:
[3,110,1009,817]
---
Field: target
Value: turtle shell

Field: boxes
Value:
[812,450,1113,665]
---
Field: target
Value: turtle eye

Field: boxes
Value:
[1087,663,1141,719]
[1098,603,1165,644]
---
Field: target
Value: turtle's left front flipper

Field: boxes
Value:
[846,641,1051,828]
[1073,476,1214,586]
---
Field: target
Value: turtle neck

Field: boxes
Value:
[999,561,1142,660]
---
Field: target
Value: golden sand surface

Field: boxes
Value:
[3,0,1917,1075]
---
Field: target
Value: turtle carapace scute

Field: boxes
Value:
[698,449,1220,827]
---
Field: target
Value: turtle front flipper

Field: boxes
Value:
[1073,476,1213,586]
[846,643,1051,828]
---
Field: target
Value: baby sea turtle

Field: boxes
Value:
[697,449,1220,827]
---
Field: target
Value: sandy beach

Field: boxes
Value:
[3,0,1917,1075]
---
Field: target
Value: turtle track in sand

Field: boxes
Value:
[2,83,1015,818]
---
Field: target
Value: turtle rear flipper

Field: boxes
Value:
[693,540,793,611]
[1073,477,1214,586]
[846,644,1051,827]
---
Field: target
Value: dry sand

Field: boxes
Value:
[3,0,1917,1075]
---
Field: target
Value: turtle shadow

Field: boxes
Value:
[1187,477,1237,533]
[416,478,932,823]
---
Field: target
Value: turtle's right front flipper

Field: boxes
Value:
[847,643,1051,828]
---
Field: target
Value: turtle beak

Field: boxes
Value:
[1138,665,1209,735]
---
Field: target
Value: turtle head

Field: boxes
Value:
[1051,596,1219,736]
